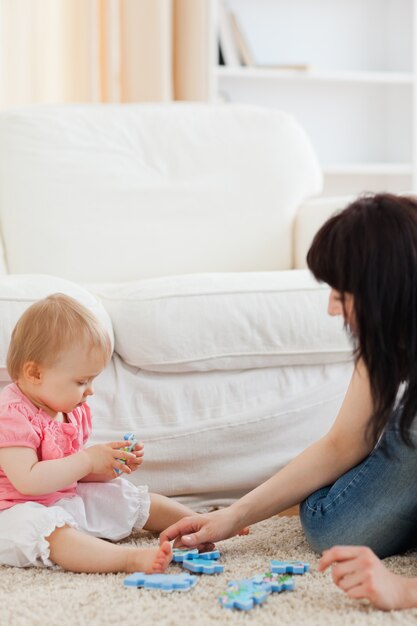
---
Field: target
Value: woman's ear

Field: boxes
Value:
[21,361,43,385]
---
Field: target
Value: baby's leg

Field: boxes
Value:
[144,493,196,533]
[47,525,171,574]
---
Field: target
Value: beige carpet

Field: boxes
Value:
[1,516,417,626]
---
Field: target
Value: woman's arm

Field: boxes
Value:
[0,441,136,495]
[318,546,417,610]
[230,359,374,528]
[161,360,375,547]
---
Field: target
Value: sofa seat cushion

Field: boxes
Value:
[89,269,352,373]
[0,275,114,381]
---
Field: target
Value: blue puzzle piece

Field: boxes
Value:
[114,432,137,475]
[123,572,197,592]
[251,572,295,592]
[182,557,224,575]
[172,548,220,563]
[270,560,309,574]
[219,580,270,611]
[172,548,199,562]
[195,550,221,560]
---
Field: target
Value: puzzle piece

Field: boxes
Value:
[172,548,199,562]
[174,548,223,574]
[182,557,224,574]
[251,572,295,592]
[270,560,309,574]
[172,548,220,563]
[123,572,197,592]
[219,572,295,611]
[219,580,270,611]
[115,432,137,475]
[192,550,220,561]
[200,550,220,560]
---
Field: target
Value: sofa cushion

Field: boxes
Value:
[0,275,114,381]
[88,355,354,508]
[89,269,352,372]
[0,103,322,282]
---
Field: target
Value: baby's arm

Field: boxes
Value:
[0,442,136,495]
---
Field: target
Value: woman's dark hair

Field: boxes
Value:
[307,193,417,447]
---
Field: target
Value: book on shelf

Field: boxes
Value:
[218,1,240,66]
[228,12,254,66]
[218,3,310,71]
[218,42,225,66]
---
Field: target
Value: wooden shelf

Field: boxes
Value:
[214,0,416,195]
[216,66,414,86]
[323,163,413,176]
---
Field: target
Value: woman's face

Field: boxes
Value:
[328,289,356,332]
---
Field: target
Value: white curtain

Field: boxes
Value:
[0,0,214,107]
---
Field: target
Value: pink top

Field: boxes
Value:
[0,383,92,510]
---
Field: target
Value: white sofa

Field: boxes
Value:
[0,103,353,509]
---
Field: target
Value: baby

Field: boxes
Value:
[0,293,197,573]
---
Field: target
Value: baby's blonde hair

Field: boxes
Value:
[7,293,112,381]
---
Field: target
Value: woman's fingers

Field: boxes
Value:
[318,545,363,572]
[334,570,364,592]
[160,516,212,547]
[318,547,370,592]
[317,545,404,610]
[330,558,362,585]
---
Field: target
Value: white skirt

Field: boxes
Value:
[0,478,150,568]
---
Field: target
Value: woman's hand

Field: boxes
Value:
[125,441,144,472]
[318,546,416,610]
[83,442,136,477]
[159,508,244,551]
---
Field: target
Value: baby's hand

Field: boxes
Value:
[84,442,136,476]
[125,441,144,472]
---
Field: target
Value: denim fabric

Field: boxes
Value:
[300,411,417,558]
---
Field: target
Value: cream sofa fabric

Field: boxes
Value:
[89,270,351,373]
[90,356,352,507]
[0,103,352,507]
[0,103,321,281]
[0,275,113,381]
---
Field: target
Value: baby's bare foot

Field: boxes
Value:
[128,542,172,574]
[152,541,172,573]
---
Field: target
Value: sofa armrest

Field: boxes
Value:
[293,195,354,269]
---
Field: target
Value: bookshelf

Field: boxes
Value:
[214,0,417,197]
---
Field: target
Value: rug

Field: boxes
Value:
[1,516,416,626]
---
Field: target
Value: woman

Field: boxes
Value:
[161,193,417,610]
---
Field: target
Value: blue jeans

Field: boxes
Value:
[300,410,417,558]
